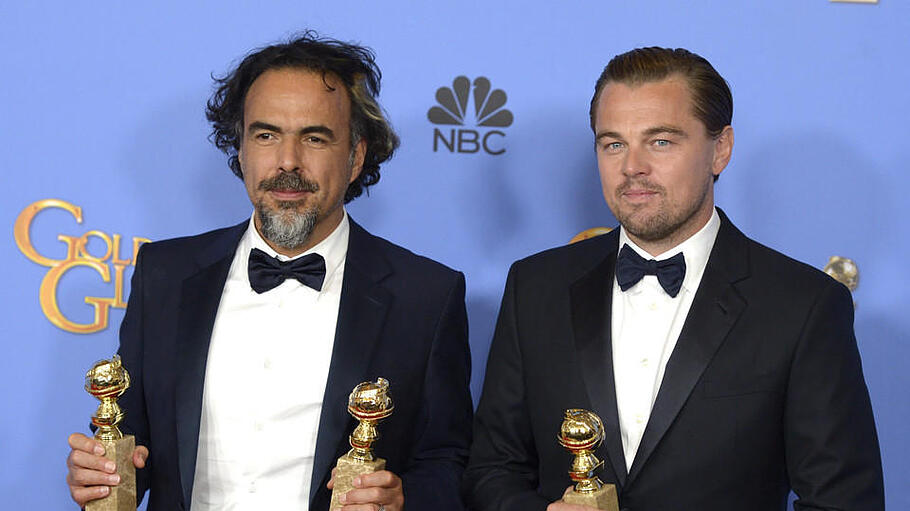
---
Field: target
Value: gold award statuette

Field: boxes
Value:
[85,356,136,511]
[330,378,394,510]
[558,409,619,511]
[824,255,859,309]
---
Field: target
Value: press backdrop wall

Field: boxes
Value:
[2,1,907,508]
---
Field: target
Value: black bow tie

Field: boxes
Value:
[248,248,326,294]
[615,244,686,298]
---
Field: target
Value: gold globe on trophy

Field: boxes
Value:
[330,378,394,509]
[823,255,859,308]
[85,355,136,511]
[558,409,618,511]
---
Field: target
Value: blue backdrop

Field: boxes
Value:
[2,1,907,508]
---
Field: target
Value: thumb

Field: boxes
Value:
[133,445,149,469]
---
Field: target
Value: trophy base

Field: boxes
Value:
[86,434,136,511]
[330,454,386,509]
[563,484,619,511]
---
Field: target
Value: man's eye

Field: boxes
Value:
[654,139,671,147]
[306,136,326,144]
[603,142,623,152]
[255,133,275,141]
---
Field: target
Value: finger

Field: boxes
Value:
[70,484,110,507]
[340,504,384,511]
[354,470,400,489]
[133,446,149,469]
[327,467,337,489]
[68,465,121,487]
[68,432,105,456]
[340,486,392,505]
[68,449,117,473]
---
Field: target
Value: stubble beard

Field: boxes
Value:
[613,178,711,246]
[255,171,321,250]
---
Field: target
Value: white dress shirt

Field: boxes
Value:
[190,211,349,510]
[611,208,720,472]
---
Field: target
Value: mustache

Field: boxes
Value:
[616,179,664,195]
[258,171,319,193]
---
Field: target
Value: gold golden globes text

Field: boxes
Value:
[14,199,149,333]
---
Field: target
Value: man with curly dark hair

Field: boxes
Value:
[65,32,473,511]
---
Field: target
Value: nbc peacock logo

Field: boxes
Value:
[428,76,513,155]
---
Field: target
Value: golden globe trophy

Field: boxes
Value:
[85,355,136,511]
[558,409,619,511]
[330,378,394,509]
[824,255,859,308]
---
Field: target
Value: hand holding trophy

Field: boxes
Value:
[84,355,137,511]
[330,377,394,509]
[558,409,619,511]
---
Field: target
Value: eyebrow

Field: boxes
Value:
[247,121,337,140]
[595,125,688,143]
[642,125,688,138]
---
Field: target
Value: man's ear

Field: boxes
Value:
[349,138,367,184]
[712,125,734,177]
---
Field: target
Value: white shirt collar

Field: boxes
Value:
[618,208,721,294]
[239,209,350,292]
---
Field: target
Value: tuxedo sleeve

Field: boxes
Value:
[463,263,550,511]
[115,244,152,504]
[400,272,474,511]
[786,279,884,510]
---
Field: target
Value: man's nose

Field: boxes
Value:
[277,139,302,172]
[622,146,650,176]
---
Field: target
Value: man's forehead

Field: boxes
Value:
[596,76,697,126]
[242,67,352,123]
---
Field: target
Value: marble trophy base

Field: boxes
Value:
[86,435,136,511]
[330,454,386,509]
[563,483,619,511]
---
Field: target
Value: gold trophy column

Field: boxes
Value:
[330,378,394,509]
[558,409,619,511]
[85,355,136,511]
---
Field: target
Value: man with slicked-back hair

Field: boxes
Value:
[465,47,883,511]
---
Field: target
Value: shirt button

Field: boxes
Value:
[254,422,264,432]
[640,358,649,367]
[648,302,657,311]
[249,481,257,493]
[635,414,644,424]
[263,359,272,369]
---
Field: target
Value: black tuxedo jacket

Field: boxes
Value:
[464,211,883,511]
[116,218,473,510]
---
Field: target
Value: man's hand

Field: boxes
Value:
[327,468,404,511]
[545,486,606,511]
[65,432,148,507]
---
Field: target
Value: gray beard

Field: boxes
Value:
[256,200,318,250]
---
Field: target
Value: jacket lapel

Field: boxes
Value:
[569,229,628,489]
[174,221,247,506]
[309,220,392,504]
[625,211,749,485]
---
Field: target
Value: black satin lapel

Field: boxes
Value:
[309,226,392,505]
[626,217,748,485]
[570,250,627,488]
[175,254,234,506]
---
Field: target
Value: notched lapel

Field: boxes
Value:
[569,233,628,488]
[309,222,392,504]
[626,215,749,485]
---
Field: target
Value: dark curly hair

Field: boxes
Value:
[206,31,399,203]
